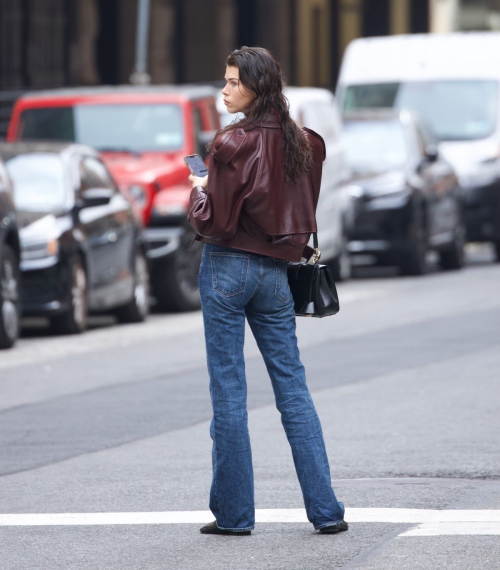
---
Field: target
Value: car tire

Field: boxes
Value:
[0,245,20,349]
[153,232,202,312]
[50,256,87,334]
[494,240,500,263]
[114,248,150,323]
[328,236,352,282]
[439,225,465,270]
[400,216,427,276]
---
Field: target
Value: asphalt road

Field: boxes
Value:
[1,245,499,570]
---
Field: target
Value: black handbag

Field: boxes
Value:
[287,233,340,318]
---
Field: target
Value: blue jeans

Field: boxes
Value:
[199,243,345,531]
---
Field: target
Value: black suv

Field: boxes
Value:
[0,156,20,348]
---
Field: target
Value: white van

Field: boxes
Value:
[217,87,353,280]
[337,33,500,260]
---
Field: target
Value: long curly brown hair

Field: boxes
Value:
[211,46,311,184]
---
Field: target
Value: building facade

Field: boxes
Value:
[0,0,433,136]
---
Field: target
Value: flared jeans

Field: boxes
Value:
[199,243,345,531]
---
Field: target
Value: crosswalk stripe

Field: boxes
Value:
[0,508,499,528]
[399,522,500,537]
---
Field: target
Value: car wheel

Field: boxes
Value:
[400,217,427,276]
[153,232,202,312]
[114,248,150,323]
[0,245,20,349]
[50,257,87,334]
[328,236,352,282]
[439,225,465,270]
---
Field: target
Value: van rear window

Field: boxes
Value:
[343,80,498,142]
[18,104,184,152]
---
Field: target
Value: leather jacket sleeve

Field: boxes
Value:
[188,128,257,240]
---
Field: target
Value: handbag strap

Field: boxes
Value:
[310,163,320,263]
[294,131,322,263]
[309,160,321,264]
[311,232,320,264]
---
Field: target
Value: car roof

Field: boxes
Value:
[0,141,98,160]
[339,32,500,83]
[16,84,218,103]
[284,86,335,102]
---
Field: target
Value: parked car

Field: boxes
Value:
[342,110,465,275]
[337,32,500,261]
[0,142,149,333]
[7,85,219,310]
[0,156,20,348]
[217,87,354,280]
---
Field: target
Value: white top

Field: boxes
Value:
[338,33,500,84]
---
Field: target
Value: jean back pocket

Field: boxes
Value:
[210,252,250,297]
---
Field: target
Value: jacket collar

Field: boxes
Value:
[260,109,281,128]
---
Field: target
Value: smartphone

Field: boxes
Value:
[184,154,209,177]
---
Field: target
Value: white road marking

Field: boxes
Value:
[1,508,500,533]
[346,508,500,523]
[399,522,500,537]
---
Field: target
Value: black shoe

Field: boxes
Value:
[200,521,251,536]
[318,521,349,534]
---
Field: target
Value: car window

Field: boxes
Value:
[343,84,400,111]
[4,153,67,213]
[78,162,93,192]
[80,157,117,191]
[20,106,75,141]
[344,81,498,141]
[192,106,204,155]
[20,104,185,152]
[342,119,409,175]
[192,106,203,136]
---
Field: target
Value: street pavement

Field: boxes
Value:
[1,245,499,569]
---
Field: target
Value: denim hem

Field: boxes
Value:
[315,519,346,531]
[216,522,255,532]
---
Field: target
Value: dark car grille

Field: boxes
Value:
[21,264,68,308]
[351,203,412,242]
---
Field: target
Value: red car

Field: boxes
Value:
[7,85,219,311]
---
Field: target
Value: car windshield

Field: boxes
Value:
[343,80,498,141]
[5,153,67,213]
[342,120,409,175]
[19,104,184,152]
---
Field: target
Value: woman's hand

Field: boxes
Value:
[188,174,208,189]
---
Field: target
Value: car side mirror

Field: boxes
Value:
[425,145,439,163]
[78,188,114,208]
[197,131,216,160]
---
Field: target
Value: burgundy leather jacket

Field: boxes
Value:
[188,109,325,262]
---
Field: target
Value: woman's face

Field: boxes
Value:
[221,65,256,114]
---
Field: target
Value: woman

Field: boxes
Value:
[188,46,347,536]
